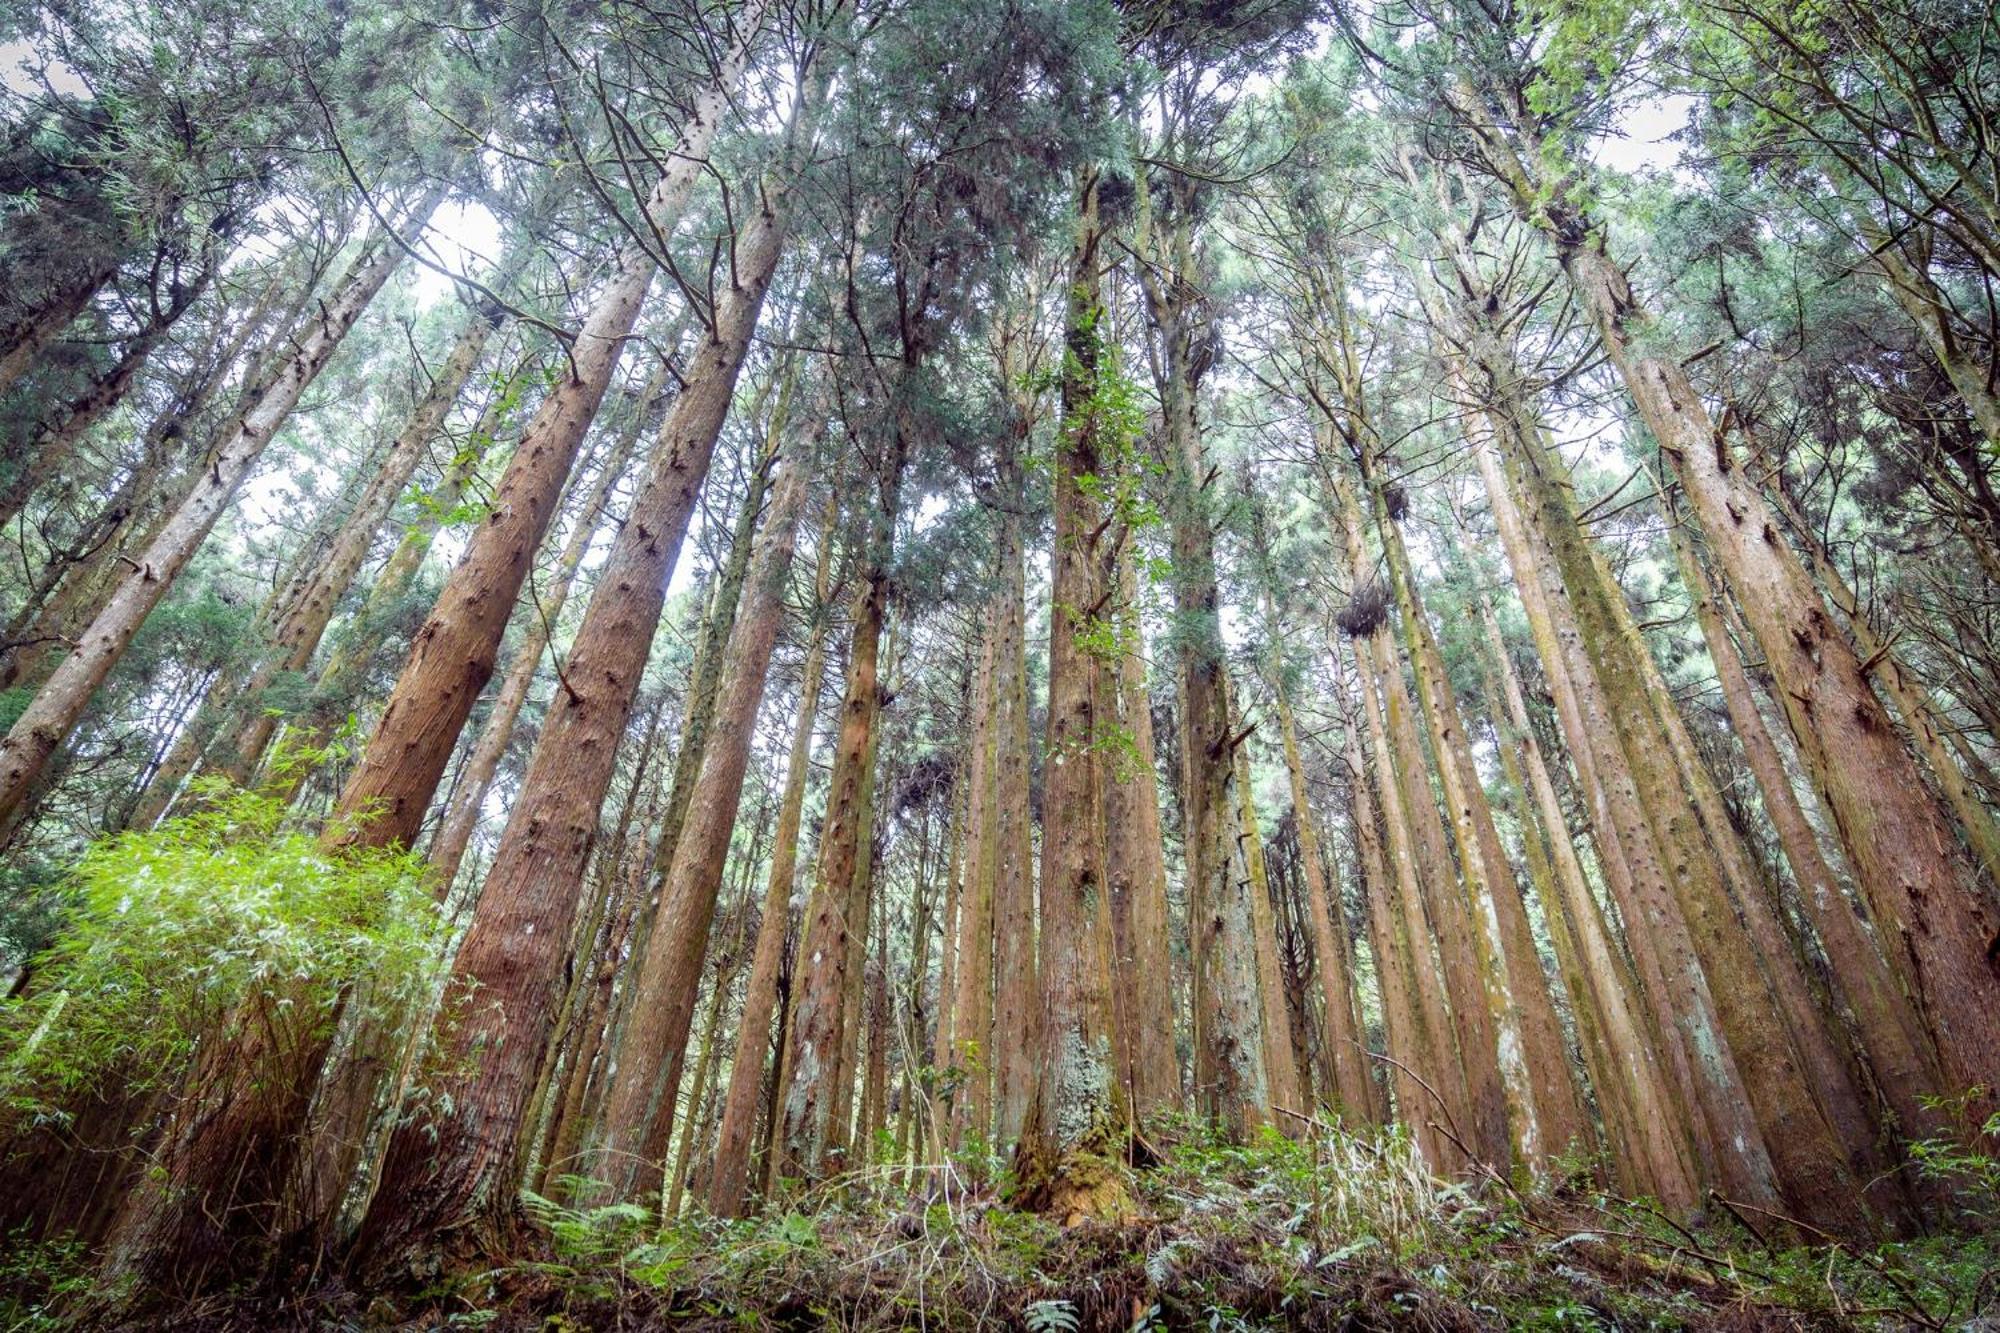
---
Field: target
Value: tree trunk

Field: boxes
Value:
[423,367,657,888]
[1476,597,1702,1211]
[1013,171,1132,1221]
[926,730,966,1154]
[707,491,836,1216]
[349,188,788,1273]
[1459,334,1867,1228]
[1338,639,1448,1163]
[0,210,415,836]
[949,614,999,1144]
[1134,182,1270,1144]
[776,471,902,1182]
[1268,665,1373,1122]
[1234,735,1306,1123]
[1329,468,1505,1168]
[327,16,764,855]
[1102,539,1181,1119]
[1668,510,1949,1144]
[1376,488,1588,1170]
[988,469,1037,1148]
[1468,112,2000,1107]
[590,429,813,1202]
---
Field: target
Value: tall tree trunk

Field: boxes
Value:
[423,372,657,887]
[1458,332,1867,1228]
[0,209,416,837]
[826,696,889,1166]
[1467,419,1746,1194]
[537,767,664,1195]
[293,434,652,1235]
[1338,638,1448,1163]
[950,617,999,1144]
[590,429,814,1202]
[708,492,836,1216]
[1013,171,1132,1221]
[1133,178,1270,1143]
[1266,657,1373,1122]
[1375,486,1588,1169]
[1476,598,1702,1211]
[349,188,788,1272]
[988,470,1037,1148]
[667,901,748,1218]
[1234,735,1306,1122]
[926,727,966,1154]
[1461,109,2000,1106]
[1330,471,1505,1168]
[776,465,903,1182]
[327,17,765,855]
[1103,540,1181,1118]
[1667,508,1949,1143]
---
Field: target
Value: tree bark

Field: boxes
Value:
[1668,509,1949,1144]
[707,491,836,1216]
[423,368,658,888]
[1462,107,2000,1108]
[1267,663,1373,1122]
[1102,540,1181,1119]
[1234,734,1307,1123]
[1134,176,1270,1143]
[1013,171,1132,1221]
[590,424,814,1202]
[327,15,764,855]
[1476,597,1702,1211]
[988,460,1037,1148]
[950,612,999,1144]
[776,475,902,1182]
[1339,636,1450,1164]
[350,186,788,1271]
[1376,488,1589,1170]
[1331,470,1506,1168]
[0,210,415,836]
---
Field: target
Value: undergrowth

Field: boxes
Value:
[5,1108,1994,1329]
[23,1114,1964,1331]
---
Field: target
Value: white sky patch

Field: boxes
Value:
[411,199,505,306]
[0,38,87,97]
[1589,92,1697,179]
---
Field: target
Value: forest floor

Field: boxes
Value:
[6,1124,1996,1331]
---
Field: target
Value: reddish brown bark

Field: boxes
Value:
[350,189,787,1270]
[776,494,900,1182]
[1460,100,2000,1114]
[1103,541,1182,1119]
[708,493,837,1216]
[0,217,413,835]
[1377,492,1589,1169]
[590,433,814,1202]
[1013,172,1131,1220]
[327,21,763,855]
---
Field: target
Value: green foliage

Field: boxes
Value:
[0,788,439,1122]
[1910,1086,2000,1221]
[0,1230,90,1332]
[1023,1296,1079,1332]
